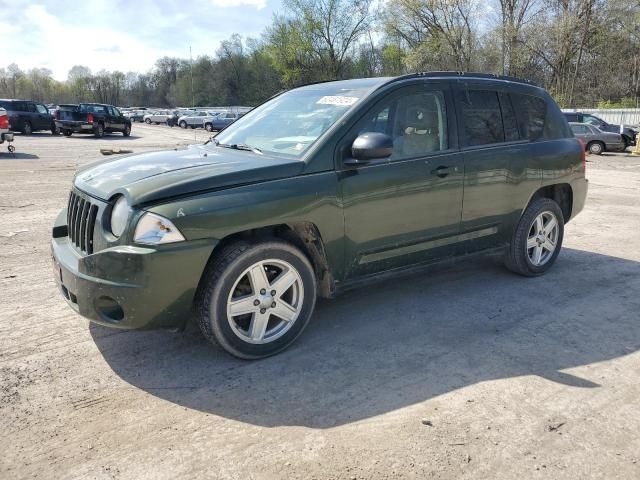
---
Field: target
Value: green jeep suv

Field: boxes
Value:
[51,72,588,359]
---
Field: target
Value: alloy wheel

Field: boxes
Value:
[526,211,559,266]
[226,259,304,344]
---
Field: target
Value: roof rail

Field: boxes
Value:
[393,71,541,88]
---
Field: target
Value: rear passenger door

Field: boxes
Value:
[455,84,536,251]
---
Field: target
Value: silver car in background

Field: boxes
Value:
[177,111,214,129]
[569,122,626,155]
[143,110,174,124]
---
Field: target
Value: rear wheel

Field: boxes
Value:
[22,121,32,135]
[196,240,317,359]
[587,141,604,155]
[63,130,72,137]
[145,118,151,124]
[505,198,564,276]
[123,124,131,136]
[179,120,187,128]
[94,123,104,138]
[205,123,214,132]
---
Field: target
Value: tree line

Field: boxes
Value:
[1,0,639,109]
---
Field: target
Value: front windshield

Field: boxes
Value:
[214,85,371,158]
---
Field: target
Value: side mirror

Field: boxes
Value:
[346,132,393,165]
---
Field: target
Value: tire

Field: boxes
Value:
[123,124,131,137]
[587,141,604,155]
[195,240,317,359]
[63,130,72,137]
[22,121,32,135]
[179,121,187,128]
[94,123,104,138]
[504,197,564,277]
[205,123,213,132]
[145,118,151,124]
[51,123,60,135]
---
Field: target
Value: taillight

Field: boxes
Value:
[87,113,94,124]
[0,114,8,130]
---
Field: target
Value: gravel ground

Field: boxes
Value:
[1,125,639,479]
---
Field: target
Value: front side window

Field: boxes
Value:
[458,90,504,146]
[36,104,48,114]
[215,85,372,158]
[355,89,448,160]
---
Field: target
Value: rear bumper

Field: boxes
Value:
[55,121,94,133]
[570,177,588,220]
[51,208,216,330]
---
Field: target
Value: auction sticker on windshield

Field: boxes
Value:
[316,96,359,106]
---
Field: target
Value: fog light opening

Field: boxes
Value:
[95,296,125,323]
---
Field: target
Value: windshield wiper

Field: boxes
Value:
[216,141,263,155]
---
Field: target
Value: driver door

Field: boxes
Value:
[338,83,465,278]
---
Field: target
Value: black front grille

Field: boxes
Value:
[67,190,99,254]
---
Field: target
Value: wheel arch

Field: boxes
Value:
[526,183,573,223]
[201,222,335,299]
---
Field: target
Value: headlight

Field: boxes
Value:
[134,212,185,245]
[110,196,130,237]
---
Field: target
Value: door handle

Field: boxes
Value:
[431,166,450,178]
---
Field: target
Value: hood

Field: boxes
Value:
[74,144,305,206]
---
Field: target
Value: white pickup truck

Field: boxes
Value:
[0,107,15,152]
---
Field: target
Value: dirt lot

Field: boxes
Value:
[1,125,639,479]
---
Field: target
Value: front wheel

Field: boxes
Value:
[63,130,72,137]
[144,118,151,124]
[179,120,187,128]
[196,240,317,359]
[504,198,564,277]
[205,123,214,132]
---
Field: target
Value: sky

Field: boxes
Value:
[1,0,284,80]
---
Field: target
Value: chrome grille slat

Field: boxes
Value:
[66,190,99,255]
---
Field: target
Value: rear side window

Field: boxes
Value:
[511,93,546,141]
[26,103,37,113]
[571,125,588,135]
[458,90,504,146]
[498,92,519,142]
[564,113,578,122]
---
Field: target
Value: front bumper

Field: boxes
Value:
[51,208,216,330]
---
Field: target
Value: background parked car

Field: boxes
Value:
[178,111,213,128]
[564,112,637,148]
[143,110,174,124]
[569,122,626,154]
[0,99,56,135]
[203,111,243,132]
[0,107,15,152]
[55,103,132,138]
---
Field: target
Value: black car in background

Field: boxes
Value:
[55,103,132,137]
[563,111,638,147]
[0,99,56,134]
